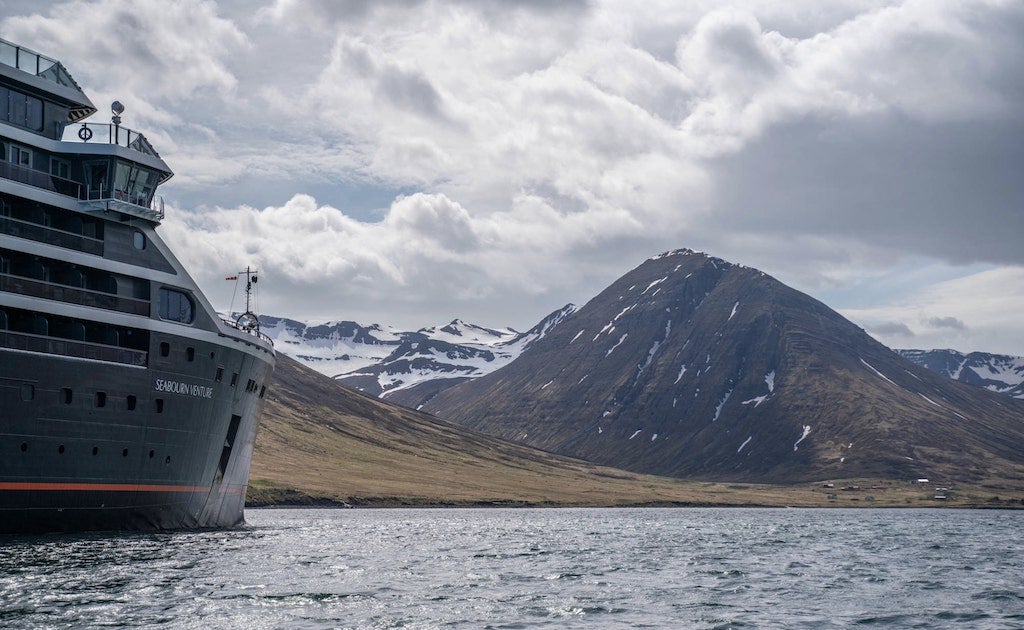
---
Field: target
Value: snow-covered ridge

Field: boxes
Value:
[897,349,1024,399]
[260,304,577,399]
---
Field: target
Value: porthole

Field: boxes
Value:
[61,388,72,404]
[160,341,170,357]
[92,446,98,456]
[155,398,164,413]
[58,445,65,454]
[186,347,195,362]
[122,448,129,457]
[126,395,137,411]
[95,391,106,408]
[165,455,171,465]
[148,449,155,459]
[20,442,27,452]
[20,384,34,401]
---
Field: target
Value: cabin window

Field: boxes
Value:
[113,162,159,206]
[94,391,106,408]
[186,347,195,362]
[160,341,170,357]
[61,387,72,404]
[154,398,164,413]
[126,395,137,411]
[50,158,70,179]
[85,161,108,199]
[20,384,34,401]
[259,385,266,399]
[3,89,43,131]
[230,372,238,388]
[158,288,194,324]
[9,144,31,168]
[132,231,145,250]
[215,366,224,382]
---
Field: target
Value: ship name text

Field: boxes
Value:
[154,379,214,399]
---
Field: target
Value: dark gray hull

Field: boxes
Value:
[0,330,272,534]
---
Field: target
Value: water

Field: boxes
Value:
[1,508,1022,628]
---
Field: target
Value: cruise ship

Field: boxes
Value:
[0,39,275,533]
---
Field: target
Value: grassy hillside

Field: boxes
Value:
[246,356,1024,508]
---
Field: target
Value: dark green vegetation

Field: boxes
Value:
[425,250,1024,487]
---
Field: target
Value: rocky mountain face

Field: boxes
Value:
[424,249,1024,484]
[897,349,1024,399]
[259,305,575,409]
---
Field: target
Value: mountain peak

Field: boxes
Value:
[426,250,1024,484]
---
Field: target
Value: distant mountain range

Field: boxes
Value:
[897,349,1024,399]
[421,249,1024,484]
[259,305,575,408]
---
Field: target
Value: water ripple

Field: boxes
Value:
[0,508,1022,628]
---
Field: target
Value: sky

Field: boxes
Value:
[3,0,1022,354]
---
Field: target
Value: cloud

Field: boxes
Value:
[2,0,248,101]
[5,0,1020,352]
[841,267,1024,355]
[926,316,966,331]
[870,322,915,337]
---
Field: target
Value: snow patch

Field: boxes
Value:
[742,395,767,407]
[712,389,733,422]
[793,425,811,451]
[541,380,554,390]
[651,433,658,442]
[728,302,739,321]
[593,321,615,341]
[629,430,642,440]
[918,393,942,408]
[641,277,667,294]
[860,359,898,387]
[737,436,752,453]
[765,371,775,393]
[606,334,628,357]
[675,364,688,384]
[569,330,585,344]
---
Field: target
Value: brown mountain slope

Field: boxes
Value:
[246,355,796,506]
[424,250,1024,486]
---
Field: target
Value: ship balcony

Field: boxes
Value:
[0,273,150,316]
[0,214,104,256]
[0,159,82,198]
[61,122,159,157]
[0,329,147,367]
[0,159,165,222]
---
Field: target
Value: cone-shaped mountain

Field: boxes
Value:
[425,249,1024,483]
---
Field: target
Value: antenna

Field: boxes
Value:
[231,266,261,333]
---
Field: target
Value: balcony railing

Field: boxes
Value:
[0,39,83,91]
[220,317,274,345]
[0,215,104,256]
[0,160,82,198]
[0,273,149,316]
[0,328,147,367]
[62,122,159,157]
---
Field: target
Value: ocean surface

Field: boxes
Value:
[1,508,1022,629]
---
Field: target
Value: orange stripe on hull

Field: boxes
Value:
[0,482,209,492]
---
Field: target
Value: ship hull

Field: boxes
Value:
[0,332,272,534]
